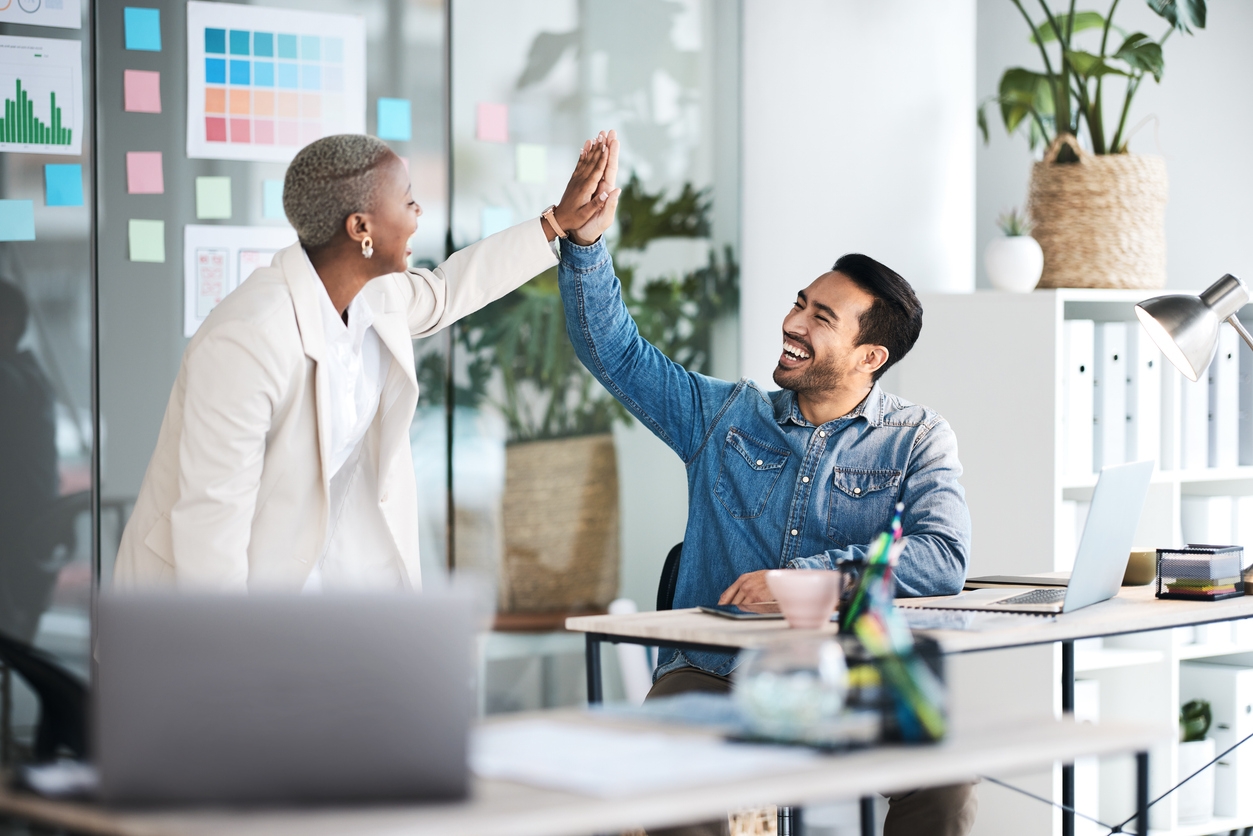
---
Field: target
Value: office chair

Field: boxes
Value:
[0,630,87,762]
[656,541,682,611]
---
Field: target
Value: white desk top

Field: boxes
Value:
[0,712,1165,836]
[566,586,1253,654]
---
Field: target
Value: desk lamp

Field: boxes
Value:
[1135,274,1253,381]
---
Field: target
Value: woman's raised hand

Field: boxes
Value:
[570,130,620,247]
[548,133,612,240]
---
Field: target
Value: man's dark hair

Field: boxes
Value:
[0,279,29,350]
[831,253,922,381]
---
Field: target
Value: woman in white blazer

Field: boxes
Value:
[114,132,620,592]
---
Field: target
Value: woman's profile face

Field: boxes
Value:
[368,153,422,274]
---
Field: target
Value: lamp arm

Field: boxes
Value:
[1227,315,1253,353]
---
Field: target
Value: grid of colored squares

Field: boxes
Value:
[202,27,346,146]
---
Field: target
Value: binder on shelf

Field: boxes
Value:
[1073,679,1101,836]
[1062,320,1095,478]
[1180,662,1253,820]
[1093,322,1127,470]
[1180,495,1234,546]
[1180,370,1210,470]
[1240,327,1253,465]
[1209,326,1240,469]
[1235,496,1253,568]
[1125,325,1162,464]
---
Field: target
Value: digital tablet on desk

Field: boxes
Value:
[698,603,786,620]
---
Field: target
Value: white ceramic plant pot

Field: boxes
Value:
[1177,738,1216,823]
[985,235,1044,293]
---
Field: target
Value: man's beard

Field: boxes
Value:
[772,352,843,396]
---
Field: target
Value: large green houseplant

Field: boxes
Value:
[978,0,1206,289]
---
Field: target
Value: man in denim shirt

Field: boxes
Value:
[559,133,975,836]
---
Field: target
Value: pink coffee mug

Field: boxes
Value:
[765,569,843,629]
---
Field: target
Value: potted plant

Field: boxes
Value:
[978,0,1207,289]
[432,176,738,615]
[1177,698,1216,823]
[985,208,1044,292]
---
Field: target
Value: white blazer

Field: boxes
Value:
[114,220,558,591]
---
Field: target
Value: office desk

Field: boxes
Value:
[0,713,1163,836]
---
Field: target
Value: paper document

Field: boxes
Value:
[183,225,296,337]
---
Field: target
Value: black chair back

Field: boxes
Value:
[656,542,683,611]
[0,631,88,761]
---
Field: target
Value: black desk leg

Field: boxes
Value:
[1136,751,1149,836]
[860,796,875,836]
[1062,640,1075,836]
[585,633,604,705]
[777,805,802,835]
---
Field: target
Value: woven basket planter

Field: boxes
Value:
[1027,134,1168,289]
[500,433,619,613]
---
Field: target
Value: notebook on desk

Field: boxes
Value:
[901,460,1154,615]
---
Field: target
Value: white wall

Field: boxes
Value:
[976,0,1253,290]
[739,0,977,387]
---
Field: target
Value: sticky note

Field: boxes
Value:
[516,144,547,184]
[0,201,35,241]
[481,206,513,239]
[124,7,161,52]
[126,151,164,194]
[263,179,284,219]
[476,103,508,143]
[45,165,84,207]
[196,176,232,220]
[377,98,411,141]
[123,69,161,113]
[128,219,165,262]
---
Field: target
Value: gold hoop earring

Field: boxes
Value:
[361,236,374,259]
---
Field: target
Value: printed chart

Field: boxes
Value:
[183,225,297,337]
[0,0,81,30]
[185,1,365,162]
[0,33,83,155]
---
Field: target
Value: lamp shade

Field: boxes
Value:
[1134,274,1249,382]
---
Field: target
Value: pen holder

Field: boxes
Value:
[838,633,947,744]
[1155,545,1245,601]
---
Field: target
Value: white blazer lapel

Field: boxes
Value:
[279,244,334,491]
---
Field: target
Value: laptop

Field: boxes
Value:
[901,459,1154,615]
[94,592,475,805]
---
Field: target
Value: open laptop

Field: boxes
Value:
[901,459,1154,615]
[94,592,474,805]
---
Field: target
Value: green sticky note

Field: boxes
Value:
[515,143,546,184]
[263,179,284,219]
[196,176,232,220]
[129,219,165,262]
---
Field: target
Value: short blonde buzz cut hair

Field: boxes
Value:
[283,134,395,248]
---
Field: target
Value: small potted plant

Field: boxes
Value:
[1177,698,1216,823]
[985,208,1043,293]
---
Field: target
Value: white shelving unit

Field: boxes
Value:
[891,288,1253,836]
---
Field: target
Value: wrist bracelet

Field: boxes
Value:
[542,205,568,239]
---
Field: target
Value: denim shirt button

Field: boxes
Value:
[818,431,826,438]
[756,459,763,466]
[853,487,862,495]
[790,529,798,536]
[802,476,809,483]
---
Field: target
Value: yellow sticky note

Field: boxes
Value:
[129,219,166,262]
[515,143,546,184]
[196,176,233,220]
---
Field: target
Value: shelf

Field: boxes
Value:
[1150,814,1253,836]
[1062,466,1253,492]
[1175,641,1253,660]
[1074,647,1165,672]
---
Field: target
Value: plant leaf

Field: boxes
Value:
[1147,0,1206,33]
[1030,11,1110,43]
[1113,32,1165,81]
[1065,49,1131,79]
[977,103,989,144]
[998,68,1054,135]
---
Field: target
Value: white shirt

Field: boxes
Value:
[301,253,395,592]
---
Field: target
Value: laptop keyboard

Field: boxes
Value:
[1000,588,1067,606]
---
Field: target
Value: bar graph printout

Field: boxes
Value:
[0,34,83,155]
[185,1,365,162]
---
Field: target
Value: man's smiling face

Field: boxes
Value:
[772,270,879,397]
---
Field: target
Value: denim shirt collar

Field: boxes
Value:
[776,382,885,429]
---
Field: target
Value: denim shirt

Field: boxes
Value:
[558,239,972,678]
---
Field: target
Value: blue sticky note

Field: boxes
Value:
[124,7,161,52]
[377,98,411,141]
[277,33,298,59]
[277,63,298,89]
[229,29,250,56]
[263,180,284,220]
[253,32,274,57]
[300,35,320,60]
[229,59,250,85]
[205,58,226,84]
[253,61,274,87]
[0,200,35,241]
[481,206,513,239]
[45,165,83,207]
[301,64,321,90]
[205,28,226,54]
[324,37,343,63]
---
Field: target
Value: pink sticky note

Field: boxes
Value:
[476,102,508,143]
[126,151,164,194]
[124,69,161,113]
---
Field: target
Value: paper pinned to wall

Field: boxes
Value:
[185,1,365,162]
[0,0,81,29]
[123,69,161,113]
[124,7,162,52]
[376,97,411,141]
[183,224,296,337]
[515,143,546,184]
[126,151,164,194]
[476,102,508,142]
[262,179,284,219]
[0,34,85,156]
[0,200,35,241]
[128,219,165,262]
[45,164,84,206]
[195,176,232,219]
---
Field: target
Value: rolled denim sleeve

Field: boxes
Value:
[558,238,733,463]
[786,417,971,597]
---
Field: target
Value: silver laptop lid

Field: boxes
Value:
[94,592,474,805]
[1063,460,1154,612]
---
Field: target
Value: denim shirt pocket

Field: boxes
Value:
[825,467,902,547]
[714,428,790,520]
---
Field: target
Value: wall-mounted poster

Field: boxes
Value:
[183,224,297,337]
[0,34,83,155]
[0,0,81,30]
[185,1,365,162]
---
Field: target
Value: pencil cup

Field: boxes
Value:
[765,570,843,629]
